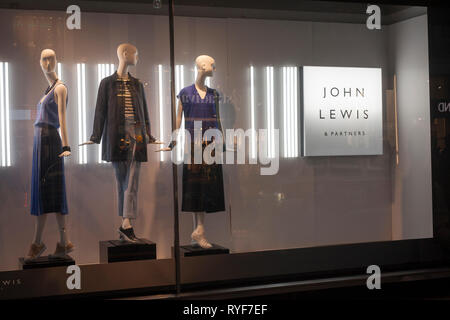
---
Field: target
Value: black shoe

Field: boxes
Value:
[118,227,138,243]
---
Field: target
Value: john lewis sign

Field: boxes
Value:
[301,66,383,156]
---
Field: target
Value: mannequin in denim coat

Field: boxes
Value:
[81,43,162,242]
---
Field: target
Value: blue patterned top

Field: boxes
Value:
[178,84,219,139]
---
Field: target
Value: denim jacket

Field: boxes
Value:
[90,71,155,162]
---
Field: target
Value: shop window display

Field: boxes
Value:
[0,1,444,299]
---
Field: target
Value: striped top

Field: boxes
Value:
[117,78,135,121]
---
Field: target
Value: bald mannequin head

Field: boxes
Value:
[117,43,138,66]
[195,55,215,77]
[40,49,57,74]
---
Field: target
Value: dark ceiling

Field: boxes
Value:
[0,0,413,14]
[0,0,426,25]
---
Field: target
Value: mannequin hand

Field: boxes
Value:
[59,151,71,157]
[155,147,172,152]
[151,140,164,145]
[79,141,94,146]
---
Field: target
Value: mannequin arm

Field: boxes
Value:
[79,141,94,146]
[55,84,71,157]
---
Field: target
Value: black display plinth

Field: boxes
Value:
[19,255,75,270]
[178,244,230,257]
[99,239,156,263]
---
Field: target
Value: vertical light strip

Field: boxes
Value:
[266,66,269,158]
[102,64,107,164]
[181,65,185,162]
[394,74,399,166]
[77,63,83,164]
[250,66,256,159]
[97,64,102,85]
[97,64,103,163]
[4,63,10,166]
[158,64,164,162]
[293,67,298,157]
[176,65,185,162]
[282,67,287,158]
[95,63,114,163]
[0,63,6,166]
[266,66,274,158]
[271,67,274,158]
[288,67,293,157]
[265,66,269,158]
[282,66,299,158]
[82,63,87,164]
[180,65,185,162]
[176,65,180,161]
[77,63,87,164]
[57,63,62,81]
[194,66,197,84]
[292,67,296,156]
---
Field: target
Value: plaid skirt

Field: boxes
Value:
[30,124,68,216]
[181,143,225,213]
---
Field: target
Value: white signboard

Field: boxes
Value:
[301,66,383,156]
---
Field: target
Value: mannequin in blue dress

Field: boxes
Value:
[26,49,73,261]
[158,55,226,248]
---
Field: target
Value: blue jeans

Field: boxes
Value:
[112,121,141,219]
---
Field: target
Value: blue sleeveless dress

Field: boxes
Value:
[177,84,225,213]
[30,84,68,216]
